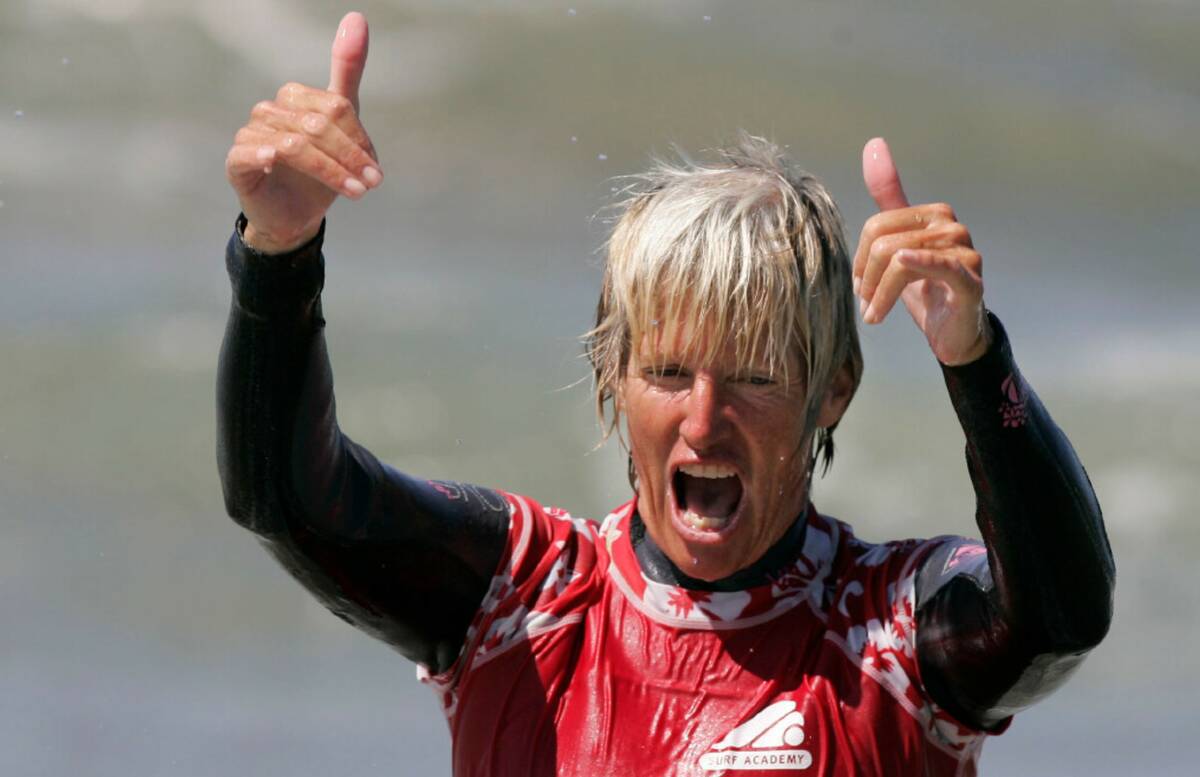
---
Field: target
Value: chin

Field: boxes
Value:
[664,529,754,582]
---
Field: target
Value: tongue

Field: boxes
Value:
[682,474,742,519]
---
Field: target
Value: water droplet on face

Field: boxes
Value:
[14,110,24,118]
[597,153,608,161]
[691,556,699,566]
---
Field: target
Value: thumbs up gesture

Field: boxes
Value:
[853,138,992,366]
[225,12,382,254]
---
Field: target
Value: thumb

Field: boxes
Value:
[329,11,369,113]
[862,137,910,211]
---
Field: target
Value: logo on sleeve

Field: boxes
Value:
[699,700,813,771]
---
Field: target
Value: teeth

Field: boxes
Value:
[682,510,732,531]
[679,463,737,479]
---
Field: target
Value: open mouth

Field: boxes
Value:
[672,463,744,536]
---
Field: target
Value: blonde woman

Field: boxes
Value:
[219,13,1113,776]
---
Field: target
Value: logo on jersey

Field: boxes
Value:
[699,700,813,771]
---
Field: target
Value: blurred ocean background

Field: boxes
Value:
[2,1,1197,774]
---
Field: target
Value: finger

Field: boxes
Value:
[857,230,928,311]
[265,132,369,199]
[862,137,910,212]
[273,85,378,161]
[252,101,381,186]
[329,11,369,113]
[857,220,974,309]
[895,247,982,293]
[864,248,981,325]
[864,245,984,323]
[851,203,958,283]
[861,261,922,324]
[225,142,272,189]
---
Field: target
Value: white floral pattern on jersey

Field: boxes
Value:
[605,503,844,630]
[419,493,599,719]
[827,535,985,760]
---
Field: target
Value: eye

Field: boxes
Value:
[643,364,687,381]
[733,373,775,387]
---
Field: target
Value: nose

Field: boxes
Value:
[679,372,729,451]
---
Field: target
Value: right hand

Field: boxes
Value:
[225,12,382,254]
[853,138,989,366]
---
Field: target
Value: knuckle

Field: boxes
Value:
[326,94,352,118]
[301,111,330,136]
[250,100,275,119]
[943,222,973,245]
[277,82,303,102]
[930,202,957,221]
[861,213,886,240]
[869,234,898,264]
[277,132,305,156]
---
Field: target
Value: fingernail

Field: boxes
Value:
[859,297,869,319]
[852,276,860,296]
[863,303,875,324]
[361,166,382,186]
[345,178,366,197]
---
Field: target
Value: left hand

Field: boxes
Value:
[853,137,992,366]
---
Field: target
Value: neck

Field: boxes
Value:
[630,508,809,592]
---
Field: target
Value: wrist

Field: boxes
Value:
[941,309,994,367]
[242,220,322,255]
[227,215,326,316]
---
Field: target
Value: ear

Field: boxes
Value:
[816,364,855,429]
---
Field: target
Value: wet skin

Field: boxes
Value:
[621,326,851,582]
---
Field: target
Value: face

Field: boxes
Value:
[620,323,850,581]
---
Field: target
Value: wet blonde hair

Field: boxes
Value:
[586,133,863,474]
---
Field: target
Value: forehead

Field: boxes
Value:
[631,315,799,374]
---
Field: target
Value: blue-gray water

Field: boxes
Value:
[2,1,1198,774]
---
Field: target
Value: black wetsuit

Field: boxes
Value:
[217,216,1114,732]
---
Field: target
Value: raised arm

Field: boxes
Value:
[854,138,1115,729]
[218,13,508,673]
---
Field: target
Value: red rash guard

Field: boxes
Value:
[217,219,1114,775]
[424,494,990,775]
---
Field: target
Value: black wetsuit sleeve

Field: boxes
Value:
[216,215,508,673]
[914,313,1115,730]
